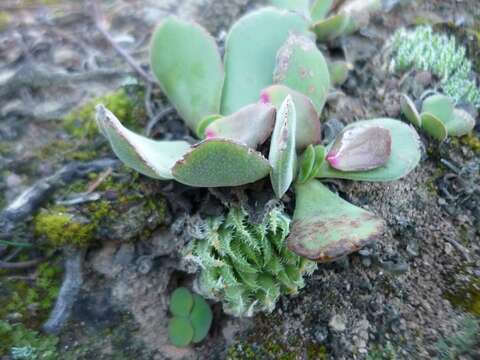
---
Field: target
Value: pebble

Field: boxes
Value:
[329,314,347,332]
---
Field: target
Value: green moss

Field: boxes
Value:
[63,86,146,140]
[460,133,480,153]
[446,285,480,316]
[34,208,95,248]
[0,321,58,358]
[306,343,329,359]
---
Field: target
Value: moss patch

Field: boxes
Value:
[34,208,95,248]
[460,133,480,154]
[63,85,146,140]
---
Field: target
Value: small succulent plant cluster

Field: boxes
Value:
[401,93,476,141]
[388,26,480,107]
[185,205,317,317]
[95,3,423,316]
[167,287,213,347]
[271,0,382,42]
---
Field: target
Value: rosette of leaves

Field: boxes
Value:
[96,7,422,267]
[184,205,317,317]
[270,0,383,42]
[168,287,213,347]
[401,93,476,141]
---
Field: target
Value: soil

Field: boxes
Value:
[0,0,479,359]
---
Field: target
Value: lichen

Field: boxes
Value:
[388,26,480,107]
[63,85,146,140]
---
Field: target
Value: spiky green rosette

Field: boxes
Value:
[185,205,316,317]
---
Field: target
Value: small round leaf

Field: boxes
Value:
[400,94,421,127]
[168,317,194,347]
[190,294,213,343]
[421,112,448,141]
[170,287,194,317]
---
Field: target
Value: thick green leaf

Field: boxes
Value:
[150,17,224,131]
[421,112,448,141]
[400,94,422,127]
[172,139,271,187]
[315,118,421,181]
[311,13,350,42]
[448,109,476,136]
[95,105,190,179]
[170,287,194,317]
[339,0,381,34]
[274,34,330,114]
[287,179,384,262]
[190,294,213,343]
[297,144,326,184]
[310,0,334,21]
[221,8,310,115]
[168,317,194,347]
[196,114,223,138]
[328,60,351,86]
[260,85,321,150]
[421,94,454,125]
[204,103,275,149]
[297,144,316,184]
[270,0,310,16]
[269,96,297,198]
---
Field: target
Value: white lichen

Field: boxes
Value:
[388,26,480,107]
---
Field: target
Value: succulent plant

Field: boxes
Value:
[96,5,422,312]
[167,287,213,347]
[270,0,382,42]
[401,93,476,141]
[388,26,480,107]
[185,205,317,317]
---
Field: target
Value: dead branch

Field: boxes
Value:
[43,248,85,334]
[89,0,156,85]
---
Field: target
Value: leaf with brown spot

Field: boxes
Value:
[287,179,384,262]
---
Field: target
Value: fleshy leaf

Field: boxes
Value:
[269,95,297,198]
[260,85,320,150]
[328,60,351,86]
[95,105,190,180]
[204,103,275,149]
[310,0,334,21]
[311,0,381,41]
[196,114,223,139]
[326,123,392,171]
[297,144,325,184]
[297,145,315,184]
[400,94,422,127]
[170,287,194,317]
[150,17,224,131]
[311,13,350,42]
[168,317,194,347]
[448,109,476,136]
[172,139,271,187]
[421,112,448,141]
[191,294,213,343]
[316,118,421,181]
[287,179,384,262]
[269,0,310,16]
[421,94,454,125]
[339,0,381,34]
[221,8,310,115]
[274,34,331,115]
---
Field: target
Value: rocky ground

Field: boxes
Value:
[0,0,479,359]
